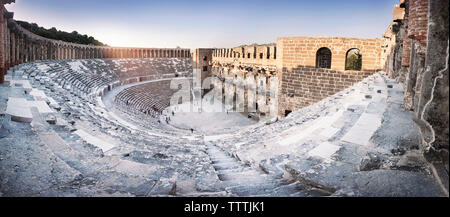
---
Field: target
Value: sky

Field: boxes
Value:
[6,0,398,49]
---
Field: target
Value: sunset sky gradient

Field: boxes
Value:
[6,0,397,48]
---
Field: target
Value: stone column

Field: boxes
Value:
[30,41,34,62]
[43,42,47,60]
[55,44,59,60]
[5,28,10,69]
[97,48,100,58]
[36,42,41,61]
[14,33,19,64]
[10,31,15,66]
[56,44,60,60]
[24,38,29,62]
[68,46,72,59]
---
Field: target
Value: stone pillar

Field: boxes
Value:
[43,43,47,60]
[0,13,5,83]
[36,43,41,61]
[48,43,52,60]
[14,33,19,64]
[56,44,60,60]
[52,43,56,60]
[10,32,15,65]
[60,45,64,60]
[69,46,73,59]
[24,38,29,62]
[58,44,62,60]
[5,28,10,69]
[30,42,34,62]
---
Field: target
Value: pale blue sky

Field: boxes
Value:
[6,0,398,48]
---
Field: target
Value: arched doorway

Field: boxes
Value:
[345,48,362,71]
[316,47,332,69]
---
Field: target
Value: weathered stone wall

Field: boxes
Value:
[276,37,383,116]
[417,0,449,166]
[279,67,373,115]
[212,37,384,116]
[210,64,277,118]
[382,0,448,191]
[212,44,277,71]
[191,48,213,82]
[381,4,405,76]
[210,44,278,117]
[276,37,383,72]
[0,2,191,84]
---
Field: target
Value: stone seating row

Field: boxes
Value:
[114,80,176,118]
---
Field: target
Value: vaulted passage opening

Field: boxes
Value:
[316,47,332,69]
[345,48,362,71]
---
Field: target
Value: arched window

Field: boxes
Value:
[345,48,362,71]
[316,47,332,69]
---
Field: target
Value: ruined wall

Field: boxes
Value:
[381,4,405,76]
[210,64,278,118]
[211,44,278,117]
[212,44,277,71]
[212,37,384,116]
[279,67,373,115]
[382,0,449,190]
[416,0,449,166]
[0,3,191,84]
[276,37,383,116]
[276,37,383,72]
[191,48,213,82]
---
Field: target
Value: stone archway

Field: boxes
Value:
[316,47,332,69]
[345,48,362,71]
